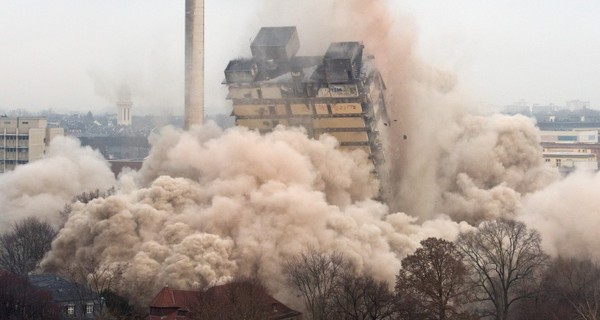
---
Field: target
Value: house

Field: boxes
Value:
[146,281,302,320]
[29,274,104,319]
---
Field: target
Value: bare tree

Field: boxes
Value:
[0,271,61,319]
[331,273,396,320]
[395,237,472,320]
[62,255,128,295]
[0,217,57,275]
[456,219,548,320]
[541,257,600,320]
[283,249,349,320]
[59,187,115,225]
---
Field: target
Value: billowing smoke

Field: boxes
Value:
[26,0,587,311]
[0,136,115,232]
[42,124,472,306]
[243,0,558,222]
[520,171,600,259]
[411,113,557,223]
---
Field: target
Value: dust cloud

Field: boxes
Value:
[520,171,600,259]
[246,0,558,222]
[0,136,115,232]
[23,0,592,310]
[41,124,472,306]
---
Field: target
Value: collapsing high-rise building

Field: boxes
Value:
[223,26,389,174]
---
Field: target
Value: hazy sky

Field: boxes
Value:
[1,0,599,115]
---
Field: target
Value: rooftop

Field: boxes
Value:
[29,274,99,303]
[324,42,363,60]
[251,26,297,47]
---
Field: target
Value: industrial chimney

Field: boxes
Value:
[184,0,204,129]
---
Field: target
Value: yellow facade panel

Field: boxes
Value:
[260,86,282,99]
[236,119,289,130]
[228,88,260,99]
[233,104,287,116]
[340,145,372,155]
[315,104,329,115]
[290,103,313,115]
[328,131,369,143]
[313,117,365,129]
[233,105,265,116]
[331,103,363,114]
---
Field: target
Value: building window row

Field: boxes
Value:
[0,160,28,165]
[0,135,29,140]
[0,147,28,152]
[65,304,93,316]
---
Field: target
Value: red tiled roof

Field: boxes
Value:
[147,282,301,320]
[149,286,199,309]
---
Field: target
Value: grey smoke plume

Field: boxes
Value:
[0,136,115,232]
[42,124,472,306]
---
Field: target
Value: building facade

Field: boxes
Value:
[29,274,104,319]
[541,129,600,173]
[0,116,64,173]
[223,26,389,175]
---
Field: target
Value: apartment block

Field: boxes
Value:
[0,116,64,173]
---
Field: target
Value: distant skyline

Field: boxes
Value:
[1,0,600,115]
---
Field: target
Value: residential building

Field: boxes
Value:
[146,282,301,320]
[540,130,598,144]
[0,116,64,173]
[541,129,600,173]
[29,274,104,319]
[223,26,389,176]
[566,99,590,111]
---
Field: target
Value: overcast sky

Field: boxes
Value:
[1,0,599,115]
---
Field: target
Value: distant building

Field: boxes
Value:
[223,26,389,176]
[541,129,600,173]
[146,282,301,320]
[566,99,590,111]
[534,108,600,131]
[0,116,63,173]
[117,85,133,126]
[540,130,599,144]
[29,274,104,319]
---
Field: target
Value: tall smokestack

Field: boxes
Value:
[184,0,204,129]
